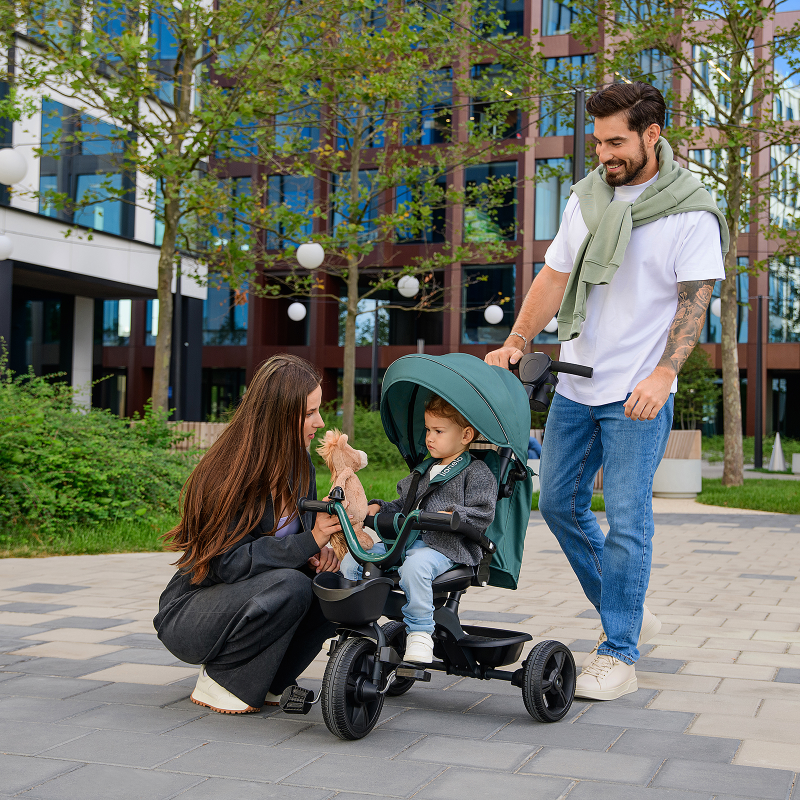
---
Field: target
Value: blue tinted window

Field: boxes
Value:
[331,170,380,243]
[464,161,517,242]
[539,56,595,136]
[462,264,516,344]
[267,175,313,249]
[74,173,124,234]
[534,157,571,240]
[542,0,576,35]
[204,281,248,345]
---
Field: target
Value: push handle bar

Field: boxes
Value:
[550,359,593,379]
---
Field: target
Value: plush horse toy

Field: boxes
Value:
[316,429,375,561]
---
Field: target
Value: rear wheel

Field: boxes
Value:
[381,621,415,697]
[522,640,575,723]
[321,636,385,740]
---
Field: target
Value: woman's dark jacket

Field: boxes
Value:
[153,460,319,632]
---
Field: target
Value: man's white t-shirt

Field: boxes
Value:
[544,172,726,406]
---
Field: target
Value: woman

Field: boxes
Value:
[154,354,343,714]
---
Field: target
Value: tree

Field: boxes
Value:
[673,345,722,429]
[0,0,333,413]
[250,0,570,438]
[571,0,800,484]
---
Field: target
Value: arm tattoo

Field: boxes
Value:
[657,280,716,375]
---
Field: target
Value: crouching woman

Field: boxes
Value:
[154,354,342,714]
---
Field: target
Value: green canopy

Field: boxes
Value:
[380,353,531,466]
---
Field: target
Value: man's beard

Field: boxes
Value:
[604,136,649,187]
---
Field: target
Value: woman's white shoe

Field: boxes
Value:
[191,665,260,714]
[404,632,434,664]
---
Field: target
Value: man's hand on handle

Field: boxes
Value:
[623,366,674,421]
[484,346,524,370]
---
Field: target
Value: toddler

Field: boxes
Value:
[341,394,497,664]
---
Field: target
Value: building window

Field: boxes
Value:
[464,161,517,243]
[211,175,253,251]
[266,175,313,249]
[462,264,515,344]
[700,265,748,345]
[338,298,389,347]
[403,69,452,146]
[770,143,799,231]
[689,147,751,232]
[395,175,446,244]
[275,84,320,149]
[470,64,521,140]
[149,1,179,104]
[337,107,384,150]
[532,263,560,344]
[534,157,571,240]
[38,99,135,237]
[203,281,248,345]
[331,170,380,243]
[769,257,800,343]
[201,367,247,421]
[477,0,524,37]
[145,299,159,346]
[539,56,594,136]
[102,299,131,346]
[0,81,10,207]
[542,0,577,35]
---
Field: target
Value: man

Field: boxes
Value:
[486,82,728,700]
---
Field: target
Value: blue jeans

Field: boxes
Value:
[341,540,456,634]
[538,392,673,665]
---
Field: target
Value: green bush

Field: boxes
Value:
[0,365,196,532]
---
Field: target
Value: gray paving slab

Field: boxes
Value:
[20,762,203,800]
[520,746,662,785]
[378,708,511,738]
[566,782,714,800]
[77,681,191,706]
[490,719,623,749]
[4,655,126,677]
[578,609,601,619]
[609,729,740,763]
[95,646,180,666]
[0,602,72,614]
[31,616,136,629]
[775,667,800,684]
[102,633,163,649]
[462,691,584,720]
[0,694,103,723]
[605,689,660,709]
[67,702,205,733]
[398,733,536,771]
[457,610,533,623]
[415,766,572,800]
[276,724,423,758]
[383,688,491,713]
[164,713,312,745]
[8,583,88,593]
[651,759,795,799]
[576,705,694,732]
[159,740,319,781]
[40,728,206,768]
[281,752,445,796]
[0,674,108,699]
[0,719,90,755]
[171,777,333,800]
[0,623,49,637]
[637,657,686,674]
[0,753,80,794]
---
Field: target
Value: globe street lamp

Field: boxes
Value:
[288,301,307,322]
[483,304,504,325]
[0,148,27,186]
[296,242,324,270]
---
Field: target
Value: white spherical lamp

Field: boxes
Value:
[544,317,558,334]
[287,301,307,322]
[296,242,324,270]
[710,297,721,318]
[397,275,420,298]
[483,304,504,325]
[0,235,13,261]
[0,148,28,185]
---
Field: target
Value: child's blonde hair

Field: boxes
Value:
[425,394,480,440]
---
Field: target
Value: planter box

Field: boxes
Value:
[652,458,702,499]
[527,459,540,493]
[793,454,800,475]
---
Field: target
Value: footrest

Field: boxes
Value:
[279,685,315,715]
[396,666,432,682]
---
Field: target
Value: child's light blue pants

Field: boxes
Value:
[340,539,455,634]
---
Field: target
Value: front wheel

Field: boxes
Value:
[522,640,575,723]
[321,636,385,740]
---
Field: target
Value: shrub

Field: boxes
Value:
[0,364,195,532]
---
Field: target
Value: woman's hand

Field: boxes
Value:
[308,546,340,573]
[311,497,351,550]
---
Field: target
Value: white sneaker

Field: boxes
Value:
[191,665,260,714]
[583,604,662,667]
[575,654,637,700]
[264,690,282,706]
[404,632,434,664]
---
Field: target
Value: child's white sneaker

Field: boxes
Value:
[191,665,260,714]
[404,632,434,664]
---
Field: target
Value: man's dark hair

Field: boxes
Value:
[586,82,666,135]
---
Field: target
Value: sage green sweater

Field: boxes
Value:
[557,137,730,341]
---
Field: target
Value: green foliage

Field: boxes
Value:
[702,434,800,465]
[696,478,800,515]
[673,346,721,430]
[0,366,196,532]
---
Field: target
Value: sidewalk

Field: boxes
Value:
[1,505,799,799]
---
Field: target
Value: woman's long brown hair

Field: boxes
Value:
[164,354,322,583]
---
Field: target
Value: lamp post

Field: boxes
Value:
[754,294,765,469]
[572,87,586,186]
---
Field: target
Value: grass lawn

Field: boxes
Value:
[696,478,800,515]
[0,514,177,558]
[703,434,800,465]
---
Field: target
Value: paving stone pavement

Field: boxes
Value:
[0,509,799,799]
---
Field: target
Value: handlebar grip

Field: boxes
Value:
[417,511,454,532]
[550,360,593,379]
[298,499,334,514]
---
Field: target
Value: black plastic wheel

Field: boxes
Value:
[381,621,416,697]
[321,636,385,740]
[521,640,576,723]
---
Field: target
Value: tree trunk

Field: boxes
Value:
[151,197,181,413]
[342,257,359,439]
